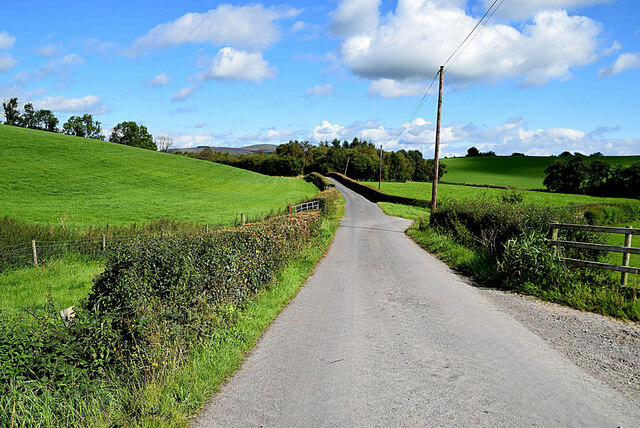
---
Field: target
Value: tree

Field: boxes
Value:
[155,135,174,152]
[466,147,480,157]
[63,114,104,140]
[20,103,38,129]
[109,121,156,150]
[35,109,59,132]
[1,97,20,126]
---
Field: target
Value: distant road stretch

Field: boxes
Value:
[195,179,640,427]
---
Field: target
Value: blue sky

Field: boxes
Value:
[1,0,639,156]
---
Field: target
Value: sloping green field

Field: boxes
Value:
[441,155,640,189]
[0,126,316,226]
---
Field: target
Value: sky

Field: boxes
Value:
[1,0,639,157]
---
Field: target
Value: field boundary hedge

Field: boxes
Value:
[305,172,335,191]
[327,172,429,207]
[440,181,516,190]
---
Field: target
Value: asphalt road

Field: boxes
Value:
[195,180,640,427]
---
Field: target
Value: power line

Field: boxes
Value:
[387,0,507,147]
[445,0,507,74]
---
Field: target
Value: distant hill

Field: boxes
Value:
[0,126,315,226]
[170,144,278,155]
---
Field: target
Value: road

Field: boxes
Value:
[195,180,640,427]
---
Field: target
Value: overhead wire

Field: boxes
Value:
[387,0,507,146]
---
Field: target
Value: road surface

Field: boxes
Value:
[195,179,640,427]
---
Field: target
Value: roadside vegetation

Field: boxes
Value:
[0,186,343,426]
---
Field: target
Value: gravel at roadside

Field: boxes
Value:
[474,285,640,405]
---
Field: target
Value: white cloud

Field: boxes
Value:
[368,79,427,98]
[241,128,294,142]
[291,21,306,32]
[171,85,199,101]
[0,54,18,72]
[194,121,206,128]
[308,117,639,156]
[333,0,603,94]
[486,0,614,21]
[148,72,171,86]
[16,53,84,81]
[305,83,333,96]
[196,47,276,83]
[599,52,640,77]
[128,5,300,56]
[330,0,381,37]
[0,31,16,50]
[32,94,108,114]
[36,43,62,58]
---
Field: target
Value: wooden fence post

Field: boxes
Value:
[241,213,246,226]
[551,222,559,253]
[205,224,209,233]
[102,234,106,251]
[621,225,633,287]
[288,204,292,214]
[31,240,38,266]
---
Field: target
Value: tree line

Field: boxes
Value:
[180,138,446,182]
[543,154,639,198]
[1,97,161,151]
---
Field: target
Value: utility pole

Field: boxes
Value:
[344,156,350,176]
[431,65,444,212]
[378,145,383,190]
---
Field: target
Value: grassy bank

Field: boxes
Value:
[0,125,315,227]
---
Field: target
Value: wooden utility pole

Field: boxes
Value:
[378,145,383,190]
[431,66,444,212]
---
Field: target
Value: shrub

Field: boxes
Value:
[429,198,607,258]
[498,232,567,289]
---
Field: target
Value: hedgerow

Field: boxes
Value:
[0,204,328,424]
[327,172,429,208]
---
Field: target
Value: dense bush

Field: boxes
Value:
[0,203,330,417]
[429,198,607,258]
[304,172,335,191]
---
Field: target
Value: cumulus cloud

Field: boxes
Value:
[241,128,294,143]
[368,79,428,98]
[171,85,199,101]
[148,72,170,86]
[305,83,333,96]
[333,0,603,95]
[308,117,639,156]
[330,0,381,37]
[128,4,299,56]
[0,31,16,50]
[0,54,18,72]
[32,94,108,114]
[599,52,640,77]
[196,47,276,83]
[486,0,614,21]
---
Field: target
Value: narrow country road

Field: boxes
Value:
[195,180,640,427]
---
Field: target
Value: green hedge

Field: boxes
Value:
[304,172,334,191]
[429,198,607,258]
[327,172,429,207]
[0,198,333,421]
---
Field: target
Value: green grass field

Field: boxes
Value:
[440,155,640,189]
[0,254,103,313]
[0,126,316,227]
[366,181,640,207]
